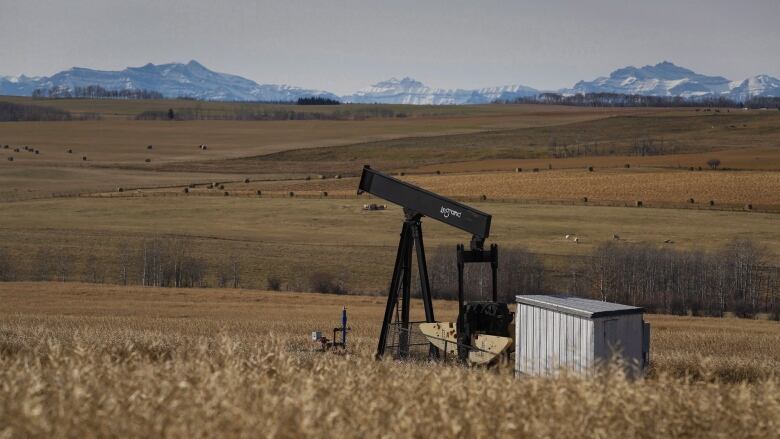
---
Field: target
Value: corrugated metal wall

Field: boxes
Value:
[593,313,645,376]
[515,304,594,376]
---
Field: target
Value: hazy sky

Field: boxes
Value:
[1,0,778,94]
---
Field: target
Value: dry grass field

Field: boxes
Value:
[1,196,780,291]
[1,282,779,437]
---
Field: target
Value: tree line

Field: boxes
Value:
[0,101,99,122]
[296,96,341,105]
[135,106,404,121]
[570,240,780,318]
[32,85,164,100]
[0,238,777,318]
[500,92,780,109]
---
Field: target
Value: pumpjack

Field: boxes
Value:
[357,166,513,365]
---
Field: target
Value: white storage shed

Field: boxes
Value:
[515,295,650,377]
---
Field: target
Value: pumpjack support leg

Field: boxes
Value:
[376,215,437,360]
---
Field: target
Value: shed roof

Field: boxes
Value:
[516,295,644,319]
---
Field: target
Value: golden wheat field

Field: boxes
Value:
[1,282,780,438]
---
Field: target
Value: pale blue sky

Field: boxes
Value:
[1,0,778,94]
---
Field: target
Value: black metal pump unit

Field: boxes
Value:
[357,166,510,361]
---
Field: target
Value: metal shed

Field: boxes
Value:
[515,295,650,377]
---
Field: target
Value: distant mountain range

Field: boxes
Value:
[1,60,778,104]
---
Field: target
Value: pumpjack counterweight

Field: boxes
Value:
[357,166,513,363]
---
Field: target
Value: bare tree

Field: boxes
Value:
[0,248,14,281]
[707,158,721,170]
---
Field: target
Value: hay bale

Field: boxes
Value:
[321,191,328,197]
[335,174,342,179]
[207,183,214,189]
[188,184,196,188]
[582,197,588,203]
[13,148,19,152]
[515,167,522,173]
[224,191,229,196]
[745,204,753,211]
[689,166,695,171]
[635,200,643,207]
[399,172,405,176]
[34,150,39,154]
[256,190,262,196]
[548,164,552,169]
[318,175,326,180]
[145,158,151,163]
[709,200,715,206]
[480,194,487,201]
[7,157,13,162]
[587,166,594,172]
[532,168,539,172]
[183,187,189,194]
[305,176,311,181]
[117,187,124,192]
[82,156,87,161]
[244,178,250,184]
[624,164,630,168]
[218,184,224,190]
[289,191,295,197]
[67,148,73,154]
[2,145,7,149]
[147,145,153,150]
[435,170,441,175]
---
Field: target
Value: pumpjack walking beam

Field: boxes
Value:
[358,165,494,359]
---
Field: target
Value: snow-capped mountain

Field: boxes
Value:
[0,60,338,102]
[1,60,778,104]
[729,75,780,102]
[341,77,538,104]
[567,61,780,100]
[569,61,734,98]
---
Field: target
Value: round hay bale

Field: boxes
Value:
[147,145,153,150]
[256,190,262,196]
[13,148,19,152]
[709,200,715,206]
[335,174,342,179]
[218,184,224,190]
[244,178,250,184]
[745,204,753,211]
[82,156,87,161]
[435,170,441,175]
[117,187,124,192]
[587,166,594,172]
[582,196,588,203]
[23,146,28,151]
[67,148,73,154]
[183,187,189,194]
[2,145,7,149]
[289,191,295,197]
[688,198,695,204]
[34,150,40,154]
[480,194,487,201]
[305,176,311,181]
[532,168,539,173]
[318,175,326,180]
[224,191,229,196]
[548,164,552,169]
[145,158,151,163]
[7,157,13,162]
[689,166,695,171]
[697,166,703,171]
[635,200,643,207]
[515,167,522,173]
[624,163,630,168]
[207,183,214,189]
[322,191,328,197]
[399,172,405,176]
